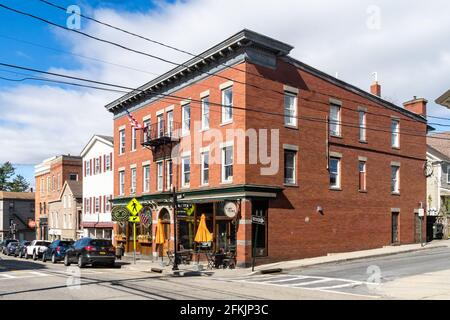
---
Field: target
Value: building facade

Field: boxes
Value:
[80,135,114,239]
[34,155,83,240]
[436,90,450,108]
[48,181,83,240]
[106,30,428,266]
[0,191,35,241]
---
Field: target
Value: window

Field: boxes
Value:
[68,196,71,208]
[157,114,164,138]
[119,129,125,154]
[359,161,366,191]
[95,158,100,174]
[222,87,233,123]
[284,150,296,185]
[143,165,150,193]
[359,111,366,141]
[69,173,77,181]
[95,197,100,213]
[105,196,111,212]
[167,111,174,137]
[131,168,137,194]
[40,178,44,194]
[329,157,341,188]
[391,166,400,193]
[52,175,55,191]
[157,162,163,191]
[222,146,233,182]
[329,104,341,136]
[131,127,137,151]
[201,152,209,185]
[57,173,61,190]
[47,177,51,192]
[181,156,191,187]
[119,171,125,196]
[182,104,190,135]
[166,160,173,190]
[86,161,91,176]
[447,167,450,184]
[391,119,400,148]
[201,96,210,130]
[105,154,111,171]
[143,119,151,143]
[284,92,297,127]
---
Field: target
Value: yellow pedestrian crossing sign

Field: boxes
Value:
[126,198,142,216]
[129,215,140,223]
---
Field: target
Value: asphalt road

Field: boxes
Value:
[2,247,450,300]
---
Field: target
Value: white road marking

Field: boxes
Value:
[28,271,48,277]
[289,278,333,287]
[0,274,17,279]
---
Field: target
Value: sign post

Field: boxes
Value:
[251,215,265,272]
[126,198,143,264]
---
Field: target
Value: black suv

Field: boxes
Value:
[15,240,31,258]
[1,239,18,255]
[64,238,115,268]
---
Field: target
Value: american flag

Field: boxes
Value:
[140,209,150,226]
[126,110,143,129]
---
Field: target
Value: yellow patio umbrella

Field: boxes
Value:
[155,219,165,245]
[195,214,213,243]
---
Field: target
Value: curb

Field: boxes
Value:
[251,244,448,275]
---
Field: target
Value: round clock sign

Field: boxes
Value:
[223,202,238,218]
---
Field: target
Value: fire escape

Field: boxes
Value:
[141,119,181,158]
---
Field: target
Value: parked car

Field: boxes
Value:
[15,240,31,258]
[64,238,115,268]
[25,240,51,260]
[5,241,19,256]
[42,239,74,263]
[1,239,18,255]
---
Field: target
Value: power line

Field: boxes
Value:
[36,0,450,126]
[0,61,444,144]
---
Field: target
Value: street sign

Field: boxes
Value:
[252,215,265,225]
[126,198,143,216]
[129,215,141,223]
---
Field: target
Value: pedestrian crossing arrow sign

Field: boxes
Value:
[126,198,143,216]
[129,215,140,223]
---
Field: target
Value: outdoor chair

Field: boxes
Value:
[205,251,216,270]
[166,250,175,266]
[222,251,237,269]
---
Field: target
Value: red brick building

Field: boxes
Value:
[106,30,429,266]
[34,155,83,240]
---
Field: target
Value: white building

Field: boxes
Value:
[80,135,114,239]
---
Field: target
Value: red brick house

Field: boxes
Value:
[106,30,429,266]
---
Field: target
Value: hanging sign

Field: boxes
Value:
[224,202,238,218]
[252,215,265,225]
[112,206,130,222]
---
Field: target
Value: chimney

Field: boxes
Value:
[403,96,428,117]
[370,81,381,97]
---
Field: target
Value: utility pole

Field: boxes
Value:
[172,186,179,271]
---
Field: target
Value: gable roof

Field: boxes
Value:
[436,90,450,108]
[80,134,114,157]
[104,29,427,124]
[58,180,82,200]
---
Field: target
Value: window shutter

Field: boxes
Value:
[103,195,106,212]
[103,154,106,171]
[99,156,102,174]
[90,159,93,176]
[110,152,113,171]
[99,196,102,213]
[84,161,87,177]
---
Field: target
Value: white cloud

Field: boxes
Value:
[2,0,450,164]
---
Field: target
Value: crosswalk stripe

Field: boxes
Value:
[28,271,48,277]
[0,274,17,279]
[315,283,362,290]
[288,278,333,287]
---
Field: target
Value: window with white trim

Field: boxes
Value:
[329,104,341,136]
[119,129,125,154]
[157,114,164,138]
[143,165,150,193]
[143,119,151,143]
[166,160,173,190]
[119,170,125,196]
[167,111,174,137]
[359,161,367,191]
[391,119,400,148]
[391,165,400,193]
[221,87,233,123]
[201,96,210,130]
[157,161,163,191]
[95,197,100,213]
[359,111,367,141]
[86,161,91,176]
[95,158,100,174]
[329,157,341,188]
[131,127,137,151]
[222,146,233,182]
[284,150,296,185]
[130,168,137,194]
[284,92,297,127]
[182,104,190,135]
[181,156,191,187]
[105,196,111,213]
[201,151,209,185]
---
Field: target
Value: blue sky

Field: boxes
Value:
[1,0,450,189]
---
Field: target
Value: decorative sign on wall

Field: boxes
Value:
[224,201,238,218]
[112,206,130,222]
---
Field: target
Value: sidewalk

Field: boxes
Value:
[118,240,450,277]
